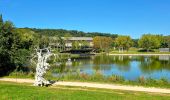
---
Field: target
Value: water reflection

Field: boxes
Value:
[159,55,170,61]
[52,55,170,80]
[139,56,170,73]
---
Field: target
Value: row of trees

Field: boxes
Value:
[23,28,118,38]
[138,34,170,51]
[0,15,36,76]
[93,34,170,52]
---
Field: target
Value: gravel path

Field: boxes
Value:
[1,78,170,94]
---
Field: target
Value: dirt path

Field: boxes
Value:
[1,78,170,94]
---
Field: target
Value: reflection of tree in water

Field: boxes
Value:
[139,56,170,73]
[112,56,131,71]
[92,55,113,72]
[51,57,90,74]
[93,55,131,72]
[51,55,170,76]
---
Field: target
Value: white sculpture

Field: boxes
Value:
[33,48,53,86]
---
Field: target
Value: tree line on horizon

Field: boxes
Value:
[21,26,170,52]
[93,34,170,52]
[23,27,118,38]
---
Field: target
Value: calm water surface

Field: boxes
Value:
[52,55,170,81]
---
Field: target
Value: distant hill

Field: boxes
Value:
[20,28,118,38]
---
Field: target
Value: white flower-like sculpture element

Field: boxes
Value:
[33,48,54,86]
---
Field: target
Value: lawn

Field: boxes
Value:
[0,81,170,100]
[110,51,170,54]
[110,48,170,54]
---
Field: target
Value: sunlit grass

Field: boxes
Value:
[0,81,170,100]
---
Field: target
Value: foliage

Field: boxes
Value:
[72,41,80,49]
[115,36,133,51]
[25,28,118,38]
[93,36,113,52]
[72,40,90,50]
[0,15,35,76]
[161,36,170,48]
[132,39,139,47]
[138,34,163,51]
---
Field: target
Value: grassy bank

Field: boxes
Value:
[110,48,170,54]
[47,72,170,89]
[6,71,170,89]
[0,81,170,100]
[110,51,170,54]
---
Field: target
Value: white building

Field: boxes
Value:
[62,37,93,48]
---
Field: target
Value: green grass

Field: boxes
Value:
[110,51,170,54]
[110,48,170,54]
[0,81,170,100]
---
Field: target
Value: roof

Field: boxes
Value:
[62,37,93,41]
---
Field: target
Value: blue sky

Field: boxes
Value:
[0,0,170,38]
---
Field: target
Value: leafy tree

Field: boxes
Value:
[81,40,90,49]
[115,36,133,52]
[0,16,15,75]
[165,36,170,48]
[0,15,35,75]
[138,34,162,51]
[58,37,65,51]
[0,14,3,27]
[161,36,170,48]
[12,29,35,68]
[132,39,139,48]
[93,36,113,52]
[72,41,80,50]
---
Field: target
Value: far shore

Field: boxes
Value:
[109,53,170,56]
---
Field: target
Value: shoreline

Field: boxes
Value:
[109,53,170,56]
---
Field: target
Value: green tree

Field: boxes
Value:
[81,40,90,49]
[64,33,72,50]
[0,15,35,75]
[93,36,113,52]
[58,37,65,51]
[72,41,80,49]
[115,36,133,52]
[0,17,15,75]
[165,36,170,48]
[138,34,162,52]
[161,36,170,48]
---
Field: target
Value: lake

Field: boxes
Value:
[52,55,170,81]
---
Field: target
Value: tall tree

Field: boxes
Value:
[0,17,17,75]
[160,36,170,48]
[138,34,162,51]
[115,36,133,52]
[0,15,35,76]
[166,36,170,48]
[0,14,3,26]
[93,36,113,52]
